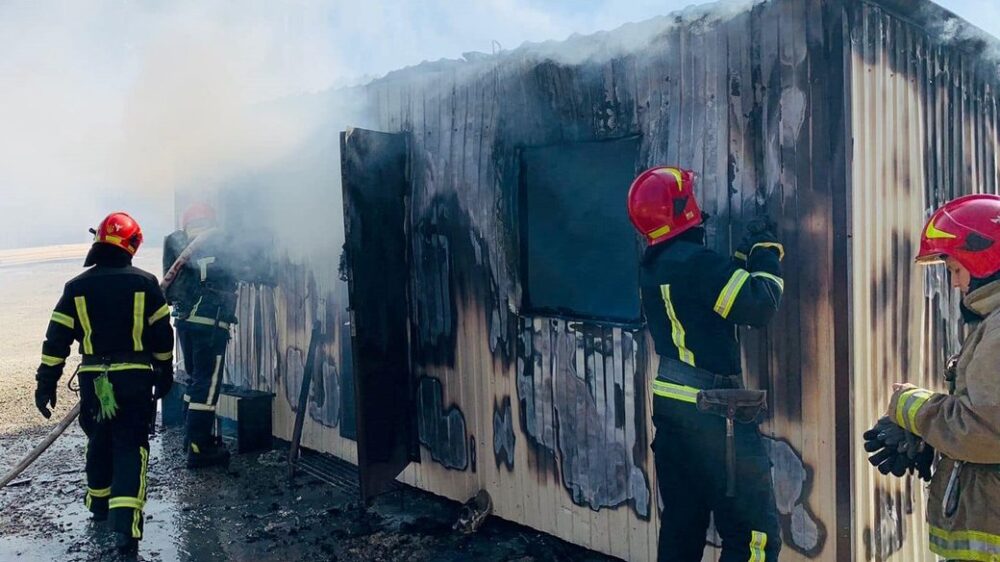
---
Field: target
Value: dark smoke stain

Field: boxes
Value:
[416,376,469,471]
[469,437,477,473]
[870,486,905,561]
[307,359,341,429]
[493,397,516,471]
[411,193,514,369]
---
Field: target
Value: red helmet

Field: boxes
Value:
[627,166,703,245]
[916,193,1000,278]
[182,202,217,231]
[93,212,143,255]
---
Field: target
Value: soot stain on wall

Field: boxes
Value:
[411,193,514,370]
[416,375,469,470]
[493,396,516,470]
[308,359,341,428]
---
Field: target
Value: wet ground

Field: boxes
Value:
[0,424,615,561]
[1,250,616,561]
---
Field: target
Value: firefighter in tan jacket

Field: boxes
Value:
[882,194,1000,561]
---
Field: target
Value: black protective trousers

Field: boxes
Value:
[79,369,152,540]
[653,397,781,562]
[177,324,229,444]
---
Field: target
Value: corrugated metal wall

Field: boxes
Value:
[210,1,1000,561]
[847,1,1000,561]
[358,1,843,559]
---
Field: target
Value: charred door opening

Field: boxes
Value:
[340,127,418,503]
[518,136,643,323]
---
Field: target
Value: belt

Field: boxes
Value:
[81,352,153,372]
[656,358,743,390]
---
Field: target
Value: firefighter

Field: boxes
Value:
[873,194,1000,561]
[34,212,174,557]
[628,167,785,561]
[163,202,239,469]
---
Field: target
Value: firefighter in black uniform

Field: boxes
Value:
[34,212,174,557]
[162,202,240,468]
[628,167,785,561]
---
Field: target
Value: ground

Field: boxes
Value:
[0,249,616,562]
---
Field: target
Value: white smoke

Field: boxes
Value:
[923,1,1000,66]
[0,0,780,253]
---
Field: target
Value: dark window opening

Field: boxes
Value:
[519,136,642,324]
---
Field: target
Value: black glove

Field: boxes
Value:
[34,376,58,419]
[734,218,783,264]
[153,362,174,400]
[911,442,935,482]
[863,417,929,478]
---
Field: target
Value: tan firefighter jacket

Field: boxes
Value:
[889,279,1000,561]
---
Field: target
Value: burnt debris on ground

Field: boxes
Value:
[0,425,615,561]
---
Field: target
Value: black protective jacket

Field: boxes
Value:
[639,233,783,377]
[162,229,241,332]
[37,245,174,382]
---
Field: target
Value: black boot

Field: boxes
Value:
[114,532,138,559]
[86,494,109,522]
[185,409,230,469]
[187,436,231,469]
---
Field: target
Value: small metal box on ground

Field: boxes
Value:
[215,384,275,453]
[161,380,188,428]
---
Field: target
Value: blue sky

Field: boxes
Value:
[0,0,998,249]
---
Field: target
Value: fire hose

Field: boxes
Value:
[0,233,209,489]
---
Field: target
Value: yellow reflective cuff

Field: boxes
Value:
[894,388,933,434]
[651,379,699,404]
[153,351,173,361]
[109,497,144,510]
[187,402,216,412]
[751,271,785,292]
[733,251,748,262]
[751,242,785,261]
[74,296,94,355]
[148,304,170,325]
[661,284,695,366]
[79,363,153,373]
[41,354,65,367]
[87,487,111,498]
[714,270,751,319]
[50,311,75,330]
[132,292,146,352]
[190,443,201,454]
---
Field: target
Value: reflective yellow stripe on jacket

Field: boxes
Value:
[50,311,75,330]
[132,292,145,352]
[661,284,695,365]
[714,270,751,318]
[74,296,94,355]
[929,526,1000,561]
[148,304,170,325]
